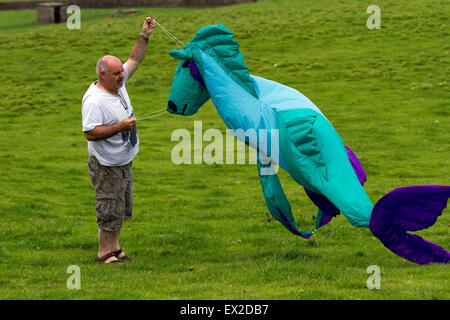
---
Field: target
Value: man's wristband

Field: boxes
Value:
[139,32,149,41]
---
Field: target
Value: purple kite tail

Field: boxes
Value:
[369,185,450,265]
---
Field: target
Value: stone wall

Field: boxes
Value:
[0,1,36,10]
[36,2,67,24]
[0,0,257,10]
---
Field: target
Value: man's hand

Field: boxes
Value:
[119,117,137,131]
[141,17,155,38]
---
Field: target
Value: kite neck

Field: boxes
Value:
[200,52,260,131]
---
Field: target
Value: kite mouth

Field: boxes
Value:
[181,103,188,115]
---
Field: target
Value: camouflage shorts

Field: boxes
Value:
[88,156,133,232]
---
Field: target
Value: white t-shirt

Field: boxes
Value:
[81,66,139,166]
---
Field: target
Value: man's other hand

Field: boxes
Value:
[142,17,155,38]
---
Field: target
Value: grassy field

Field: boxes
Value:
[0,0,448,300]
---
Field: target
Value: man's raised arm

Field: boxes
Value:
[124,17,156,79]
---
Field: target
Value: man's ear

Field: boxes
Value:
[169,49,193,60]
[99,69,107,80]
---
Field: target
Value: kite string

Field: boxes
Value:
[133,19,180,121]
[137,107,167,119]
[154,19,184,49]
[155,20,184,48]
[312,229,319,246]
[136,110,167,120]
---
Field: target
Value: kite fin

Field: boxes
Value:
[369,185,450,264]
[257,152,313,239]
[344,145,366,186]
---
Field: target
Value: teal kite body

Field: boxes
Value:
[167,25,450,264]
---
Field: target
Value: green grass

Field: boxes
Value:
[0,0,448,300]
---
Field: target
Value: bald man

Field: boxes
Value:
[82,17,155,264]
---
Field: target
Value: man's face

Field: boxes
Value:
[102,58,125,91]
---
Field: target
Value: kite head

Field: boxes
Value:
[167,24,257,115]
[167,49,210,116]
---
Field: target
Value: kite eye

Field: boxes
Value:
[182,61,190,68]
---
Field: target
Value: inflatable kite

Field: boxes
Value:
[166,24,450,264]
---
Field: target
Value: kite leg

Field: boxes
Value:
[277,108,373,228]
[257,152,313,238]
[304,145,368,229]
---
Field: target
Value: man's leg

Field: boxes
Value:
[111,162,133,261]
[97,228,120,263]
[111,228,132,260]
[111,230,121,253]
[89,156,126,263]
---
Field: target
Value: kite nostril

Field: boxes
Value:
[168,100,177,112]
